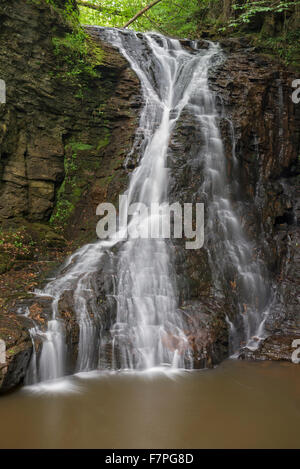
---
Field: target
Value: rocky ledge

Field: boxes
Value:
[0,312,32,393]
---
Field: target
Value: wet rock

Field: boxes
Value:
[0,312,33,393]
[58,290,80,371]
[240,334,300,362]
[209,40,300,362]
[179,299,229,368]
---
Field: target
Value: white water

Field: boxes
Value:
[26,29,271,383]
[193,73,272,350]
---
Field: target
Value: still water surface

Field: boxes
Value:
[0,360,299,448]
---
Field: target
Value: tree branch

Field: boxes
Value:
[123,0,163,28]
[77,1,121,15]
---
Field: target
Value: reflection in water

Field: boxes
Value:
[0,360,299,448]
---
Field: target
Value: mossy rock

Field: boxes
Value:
[29,222,67,248]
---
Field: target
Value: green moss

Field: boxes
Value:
[97,174,114,188]
[65,141,93,152]
[97,129,111,150]
[256,28,300,68]
[50,141,95,227]
[51,30,104,86]
[39,0,105,88]
[52,32,99,82]
[50,199,75,225]
[87,37,104,67]
[6,347,17,357]
[72,186,82,198]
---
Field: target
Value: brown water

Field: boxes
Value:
[0,360,299,449]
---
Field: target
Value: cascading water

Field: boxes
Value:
[26,28,271,384]
[196,81,272,351]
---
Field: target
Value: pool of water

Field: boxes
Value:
[0,359,299,448]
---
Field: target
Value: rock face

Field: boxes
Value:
[0,312,33,393]
[209,38,300,361]
[0,1,140,232]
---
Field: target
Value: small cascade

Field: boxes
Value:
[31,243,107,381]
[199,86,272,350]
[25,327,38,385]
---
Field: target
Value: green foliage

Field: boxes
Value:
[0,228,36,266]
[50,198,75,225]
[66,141,94,152]
[257,28,300,67]
[42,0,104,87]
[50,141,93,226]
[52,29,103,82]
[79,0,202,38]
[97,129,110,150]
[52,30,88,57]
[78,0,300,59]
[229,1,300,28]
[221,1,300,67]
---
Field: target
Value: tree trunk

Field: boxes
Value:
[222,0,232,21]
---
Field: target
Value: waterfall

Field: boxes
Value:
[196,80,272,351]
[26,28,271,384]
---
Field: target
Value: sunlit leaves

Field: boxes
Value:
[230,0,300,28]
[78,0,300,39]
[79,0,201,37]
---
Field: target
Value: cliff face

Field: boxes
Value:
[0,2,299,392]
[210,38,300,360]
[0,1,140,232]
[0,0,141,391]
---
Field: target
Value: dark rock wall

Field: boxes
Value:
[0,313,33,393]
[209,39,300,360]
[0,1,140,234]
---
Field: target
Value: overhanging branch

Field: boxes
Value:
[123,0,163,28]
[77,1,121,16]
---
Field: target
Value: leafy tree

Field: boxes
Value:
[78,0,300,37]
[229,1,300,28]
[77,0,300,66]
[78,0,202,37]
